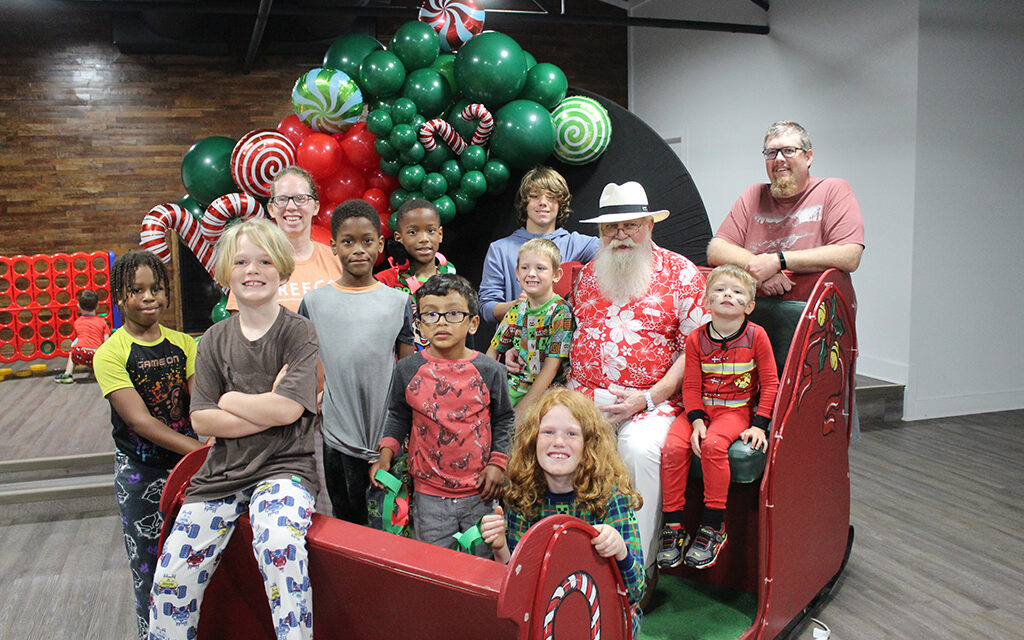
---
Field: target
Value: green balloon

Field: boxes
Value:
[389,189,409,212]
[391,97,418,124]
[398,142,426,165]
[402,68,453,119]
[388,210,401,232]
[411,113,427,130]
[381,158,403,176]
[433,195,456,224]
[520,63,567,111]
[483,159,511,194]
[445,97,477,143]
[389,123,418,151]
[211,295,230,323]
[398,164,426,191]
[421,172,449,200]
[423,145,455,171]
[460,145,487,172]
[430,54,458,95]
[390,21,440,71]
[179,194,205,220]
[368,97,395,112]
[489,99,556,170]
[181,136,237,206]
[406,190,425,202]
[523,50,537,70]
[374,138,397,161]
[358,50,406,97]
[453,32,528,107]
[460,170,487,198]
[450,189,476,215]
[439,159,463,189]
[323,34,383,80]
[366,108,394,137]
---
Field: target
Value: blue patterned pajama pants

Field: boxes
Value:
[148,477,315,640]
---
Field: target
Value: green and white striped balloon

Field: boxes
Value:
[292,67,364,134]
[551,96,611,165]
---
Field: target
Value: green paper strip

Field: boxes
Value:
[453,519,484,553]
[374,469,404,535]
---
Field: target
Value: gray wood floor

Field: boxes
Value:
[1,371,1021,639]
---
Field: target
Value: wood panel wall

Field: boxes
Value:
[0,2,626,330]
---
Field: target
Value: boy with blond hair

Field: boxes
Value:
[486,238,573,421]
[657,264,779,570]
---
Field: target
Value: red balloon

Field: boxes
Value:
[277,114,313,147]
[377,208,393,239]
[310,222,333,245]
[322,165,367,206]
[296,133,346,180]
[338,122,379,170]
[362,187,388,214]
[364,166,400,193]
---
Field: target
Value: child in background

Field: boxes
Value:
[149,218,320,640]
[479,166,600,322]
[376,198,456,349]
[54,289,109,383]
[93,251,205,640]
[657,265,779,570]
[480,388,645,637]
[486,238,573,422]
[370,274,514,558]
[299,199,416,526]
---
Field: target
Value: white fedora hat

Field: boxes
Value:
[579,181,670,224]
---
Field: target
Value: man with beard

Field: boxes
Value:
[708,121,864,296]
[567,181,709,584]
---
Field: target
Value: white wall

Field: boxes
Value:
[629,0,1024,419]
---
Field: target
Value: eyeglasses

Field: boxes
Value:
[268,194,315,208]
[417,310,471,325]
[762,147,806,160]
[599,222,644,237]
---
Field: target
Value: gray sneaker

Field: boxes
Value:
[684,525,727,569]
[656,526,690,569]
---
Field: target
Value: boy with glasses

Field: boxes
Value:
[370,274,514,558]
[297,199,416,527]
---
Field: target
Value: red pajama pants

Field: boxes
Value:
[660,405,751,511]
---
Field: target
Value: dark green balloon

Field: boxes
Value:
[450,189,476,215]
[398,164,426,191]
[421,172,448,200]
[520,63,567,111]
[460,170,487,199]
[489,99,556,170]
[381,158,403,176]
[323,33,383,80]
[368,97,395,112]
[374,138,397,161]
[433,195,456,224]
[366,109,394,137]
[211,296,230,323]
[398,142,426,165]
[406,190,425,202]
[523,50,537,70]
[453,32,528,107]
[445,97,477,143]
[179,194,205,220]
[388,210,401,231]
[460,145,487,172]
[389,189,409,212]
[423,145,455,171]
[430,54,458,95]
[402,68,453,119]
[439,159,463,189]
[391,97,418,124]
[389,21,440,71]
[411,113,427,130]
[483,159,511,194]
[358,50,406,97]
[181,136,237,206]
[389,123,418,151]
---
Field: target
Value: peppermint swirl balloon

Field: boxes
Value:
[291,67,364,134]
[551,96,612,165]
[418,0,485,53]
[230,129,296,198]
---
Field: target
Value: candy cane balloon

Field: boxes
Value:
[459,103,493,147]
[140,203,220,287]
[419,118,467,155]
[199,192,264,246]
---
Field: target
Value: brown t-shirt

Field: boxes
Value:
[186,308,320,502]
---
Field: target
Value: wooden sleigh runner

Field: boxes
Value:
[157,268,857,640]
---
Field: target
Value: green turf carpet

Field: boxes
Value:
[638,574,757,640]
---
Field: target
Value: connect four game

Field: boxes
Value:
[0,251,116,363]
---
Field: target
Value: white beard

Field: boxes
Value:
[593,238,653,304]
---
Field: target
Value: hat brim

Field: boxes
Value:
[579,209,670,224]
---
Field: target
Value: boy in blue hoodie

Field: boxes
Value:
[478,166,599,322]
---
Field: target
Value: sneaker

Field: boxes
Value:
[54,373,74,384]
[656,525,690,569]
[684,525,727,569]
